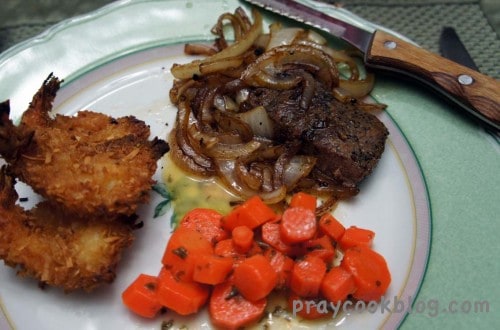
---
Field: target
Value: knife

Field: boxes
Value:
[439,27,479,72]
[244,0,500,132]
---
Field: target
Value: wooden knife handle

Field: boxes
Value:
[366,30,500,129]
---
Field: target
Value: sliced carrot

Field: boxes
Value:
[341,246,391,301]
[280,207,317,244]
[232,225,254,253]
[264,248,294,290]
[290,254,326,297]
[318,213,345,241]
[209,281,266,330]
[214,238,262,266]
[214,239,240,259]
[221,195,277,231]
[305,235,336,263]
[289,191,317,212]
[261,222,292,254]
[233,254,278,302]
[161,227,214,282]
[339,226,375,250]
[193,254,234,285]
[288,293,331,320]
[320,266,357,304]
[157,267,209,316]
[178,208,228,244]
[121,273,162,318]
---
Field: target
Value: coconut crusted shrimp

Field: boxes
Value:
[0,74,169,217]
[0,168,135,292]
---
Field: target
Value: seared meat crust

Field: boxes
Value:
[246,84,388,188]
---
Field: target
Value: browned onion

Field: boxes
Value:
[174,101,215,175]
[168,7,385,206]
[241,44,339,90]
[334,72,375,100]
[215,158,287,204]
[203,140,261,160]
[171,9,262,79]
[184,43,217,56]
[236,106,275,139]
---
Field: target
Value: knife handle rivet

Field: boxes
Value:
[384,40,397,49]
[458,74,474,85]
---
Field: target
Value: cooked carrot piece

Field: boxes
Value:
[157,267,209,316]
[247,242,264,256]
[280,207,317,244]
[287,293,331,320]
[178,208,228,244]
[264,248,294,290]
[232,225,254,253]
[193,254,234,285]
[122,273,162,318]
[221,195,277,231]
[305,235,336,263]
[214,239,239,258]
[123,191,392,325]
[318,213,345,241]
[161,227,214,282]
[214,238,262,262]
[339,226,375,250]
[209,281,267,330]
[320,266,357,304]
[233,254,278,302]
[290,254,326,297]
[261,222,292,254]
[289,192,317,212]
[341,246,391,301]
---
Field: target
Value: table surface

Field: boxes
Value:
[0,1,499,329]
[1,0,499,78]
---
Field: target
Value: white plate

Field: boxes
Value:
[0,1,430,329]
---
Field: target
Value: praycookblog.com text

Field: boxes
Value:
[292,296,491,318]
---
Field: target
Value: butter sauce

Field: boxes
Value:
[162,156,240,226]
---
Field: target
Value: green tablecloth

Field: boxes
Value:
[1,0,499,78]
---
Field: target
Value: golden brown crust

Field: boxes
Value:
[0,74,170,291]
[0,168,134,292]
[0,75,169,216]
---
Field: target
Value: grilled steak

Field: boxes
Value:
[245,84,389,188]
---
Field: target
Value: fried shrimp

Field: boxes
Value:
[0,168,135,292]
[0,74,169,216]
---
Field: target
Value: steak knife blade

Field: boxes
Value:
[439,26,479,72]
[244,0,500,132]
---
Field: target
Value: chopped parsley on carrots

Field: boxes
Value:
[122,192,391,328]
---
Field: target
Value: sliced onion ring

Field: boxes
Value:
[171,9,263,79]
[334,72,375,100]
[241,44,339,89]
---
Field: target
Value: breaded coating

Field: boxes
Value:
[0,74,169,216]
[0,168,135,292]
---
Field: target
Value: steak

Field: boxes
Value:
[245,84,389,188]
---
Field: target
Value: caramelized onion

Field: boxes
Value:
[241,44,339,90]
[334,72,375,100]
[283,155,317,189]
[203,140,261,159]
[175,101,215,174]
[168,7,386,204]
[236,106,275,139]
[184,43,217,56]
[266,27,304,50]
[199,56,244,75]
[215,159,287,204]
[171,9,262,79]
